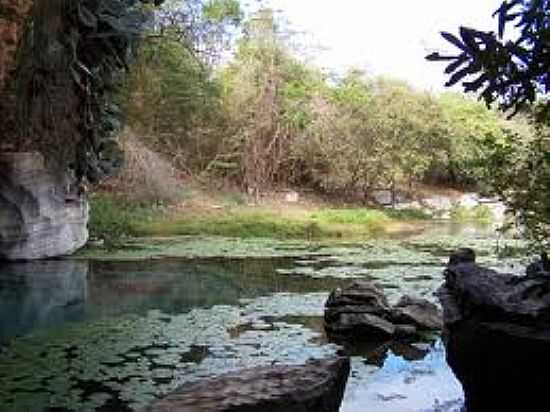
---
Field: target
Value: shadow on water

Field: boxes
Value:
[0,223,520,411]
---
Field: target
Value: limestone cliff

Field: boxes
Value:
[0,152,89,260]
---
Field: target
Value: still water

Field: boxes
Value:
[0,223,526,411]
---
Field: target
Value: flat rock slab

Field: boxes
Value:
[147,357,350,412]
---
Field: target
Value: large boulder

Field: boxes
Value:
[438,250,550,412]
[324,281,441,340]
[146,357,350,412]
[0,152,88,260]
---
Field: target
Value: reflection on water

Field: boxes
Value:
[342,340,463,412]
[0,258,343,344]
[0,260,88,343]
[0,224,521,411]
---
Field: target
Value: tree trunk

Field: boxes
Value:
[0,0,33,150]
[0,0,33,89]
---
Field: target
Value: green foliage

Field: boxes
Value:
[427,0,549,246]
[427,0,549,114]
[215,9,372,192]
[385,208,432,221]
[128,205,414,240]
[296,74,455,194]
[137,211,324,239]
[450,204,493,222]
[426,93,505,186]
[119,7,533,205]
[122,34,224,169]
[480,114,550,247]
[88,194,156,244]
[109,6,545,248]
[311,209,390,226]
[203,0,242,22]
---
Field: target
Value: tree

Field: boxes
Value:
[120,0,241,171]
[0,0,166,184]
[216,9,322,195]
[430,93,505,186]
[481,114,548,247]
[0,0,237,185]
[427,0,549,115]
[428,0,549,248]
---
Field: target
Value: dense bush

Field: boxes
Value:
[118,7,541,233]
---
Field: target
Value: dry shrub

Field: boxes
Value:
[100,129,186,203]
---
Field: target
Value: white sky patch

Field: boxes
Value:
[259,0,503,92]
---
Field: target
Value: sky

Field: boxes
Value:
[253,0,503,92]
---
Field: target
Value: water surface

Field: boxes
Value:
[0,223,526,411]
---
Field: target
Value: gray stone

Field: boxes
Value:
[324,281,441,340]
[448,248,476,266]
[423,195,453,211]
[372,190,393,205]
[391,295,442,330]
[146,357,350,412]
[330,312,396,337]
[326,281,391,311]
[525,252,549,277]
[394,324,417,338]
[457,193,479,208]
[439,261,550,324]
[0,152,88,260]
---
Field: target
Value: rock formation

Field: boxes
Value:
[0,152,89,260]
[147,356,350,412]
[324,281,442,340]
[438,249,550,412]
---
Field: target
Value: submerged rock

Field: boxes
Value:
[146,356,350,412]
[0,152,88,260]
[324,281,441,340]
[439,249,550,412]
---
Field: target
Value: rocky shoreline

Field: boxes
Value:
[439,249,550,412]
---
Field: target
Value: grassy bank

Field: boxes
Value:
[449,204,493,222]
[88,189,498,246]
[88,193,430,243]
[138,208,396,239]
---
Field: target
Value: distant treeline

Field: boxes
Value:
[120,8,540,202]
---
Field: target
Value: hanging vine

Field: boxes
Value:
[10,0,162,183]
